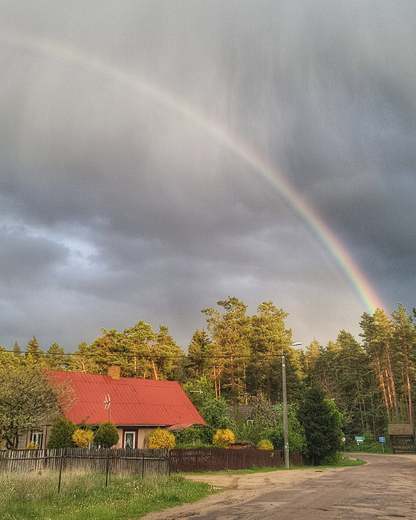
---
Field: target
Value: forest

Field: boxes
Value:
[1,298,415,439]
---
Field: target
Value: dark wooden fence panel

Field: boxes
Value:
[390,435,416,454]
[169,448,303,472]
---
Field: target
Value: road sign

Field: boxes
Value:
[378,436,385,444]
[355,435,364,444]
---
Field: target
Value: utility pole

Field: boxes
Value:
[282,354,290,469]
[282,342,302,470]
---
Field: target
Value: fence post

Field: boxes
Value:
[57,448,65,494]
[168,450,171,476]
[105,450,111,487]
[141,451,145,479]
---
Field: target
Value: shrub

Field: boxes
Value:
[72,428,94,448]
[94,422,119,448]
[147,428,176,449]
[213,428,235,448]
[174,426,212,447]
[47,417,76,448]
[257,439,273,451]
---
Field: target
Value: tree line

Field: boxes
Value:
[1,297,415,437]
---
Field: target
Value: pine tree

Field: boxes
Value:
[299,386,343,465]
[25,336,43,364]
[246,302,293,402]
[186,329,212,379]
[45,342,67,370]
[391,305,416,424]
[12,342,21,356]
[202,297,251,402]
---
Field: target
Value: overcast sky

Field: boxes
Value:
[0,1,415,350]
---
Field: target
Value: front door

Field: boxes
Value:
[124,431,136,449]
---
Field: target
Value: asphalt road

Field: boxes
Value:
[146,454,416,519]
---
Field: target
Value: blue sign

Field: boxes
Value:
[378,436,385,444]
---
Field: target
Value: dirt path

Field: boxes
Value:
[145,454,416,519]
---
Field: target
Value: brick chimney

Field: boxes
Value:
[107,365,121,380]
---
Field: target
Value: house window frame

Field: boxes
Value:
[123,430,136,449]
[30,430,44,448]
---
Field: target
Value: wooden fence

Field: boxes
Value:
[0,447,304,477]
[390,435,416,454]
[0,448,169,476]
[169,447,303,472]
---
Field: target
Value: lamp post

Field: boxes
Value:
[282,342,302,469]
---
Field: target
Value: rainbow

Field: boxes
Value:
[0,30,384,313]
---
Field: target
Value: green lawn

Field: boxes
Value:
[0,471,214,520]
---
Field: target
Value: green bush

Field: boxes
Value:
[94,422,119,448]
[47,417,76,448]
[174,425,212,447]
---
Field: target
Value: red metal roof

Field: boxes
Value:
[47,371,206,427]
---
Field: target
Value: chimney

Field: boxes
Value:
[107,365,121,380]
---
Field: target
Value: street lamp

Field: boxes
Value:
[282,342,302,469]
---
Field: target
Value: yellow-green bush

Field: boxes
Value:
[257,439,273,451]
[147,428,176,449]
[212,428,235,448]
[72,428,94,448]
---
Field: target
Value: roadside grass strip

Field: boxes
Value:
[0,471,214,520]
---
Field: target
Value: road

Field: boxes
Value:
[146,454,416,519]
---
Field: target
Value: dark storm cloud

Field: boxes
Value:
[0,0,414,349]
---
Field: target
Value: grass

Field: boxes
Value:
[0,470,214,520]
[345,444,393,454]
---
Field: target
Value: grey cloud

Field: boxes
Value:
[0,0,414,348]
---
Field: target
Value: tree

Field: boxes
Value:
[45,342,68,370]
[246,302,293,401]
[12,342,21,356]
[307,331,382,437]
[153,325,183,380]
[202,297,251,401]
[0,365,60,448]
[186,329,212,379]
[94,422,119,448]
[360,309,398,420]
[184,377,231,430]
[47,417,76,448]
[25,336,43,364]
[391,305,416,424]
[299,386,343,465]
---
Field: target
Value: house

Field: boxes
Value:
[20,366,205,449]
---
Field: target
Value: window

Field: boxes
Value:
[124,431,136,449]
[30,431,44,448]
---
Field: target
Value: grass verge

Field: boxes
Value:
[0,471,214,520]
